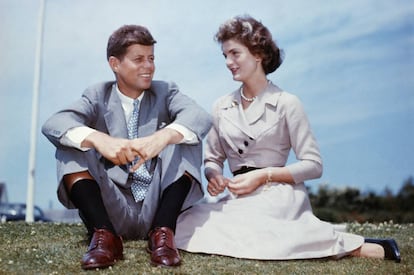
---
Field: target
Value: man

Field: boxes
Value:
[42,25,212,269]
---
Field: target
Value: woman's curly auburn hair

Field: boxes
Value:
[215,15,284,75]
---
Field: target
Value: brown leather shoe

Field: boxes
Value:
[147,227,181,267]
[81,228,123,270]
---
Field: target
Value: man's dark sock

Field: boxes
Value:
[69,179,116,235]
[151,174,192,232]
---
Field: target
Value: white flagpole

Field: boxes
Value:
[26,0,45,222]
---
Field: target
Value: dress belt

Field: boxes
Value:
[232,166,261,176]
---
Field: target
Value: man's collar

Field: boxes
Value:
[115,84,145,104]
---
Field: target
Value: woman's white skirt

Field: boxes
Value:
[175,182,363,260]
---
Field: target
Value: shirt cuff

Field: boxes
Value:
[60,126,97,151]
[166,123,198,144]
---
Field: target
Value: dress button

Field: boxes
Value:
[244,141,249,146]
[238,149,243,154]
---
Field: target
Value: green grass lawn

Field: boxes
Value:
[0,221,413,274]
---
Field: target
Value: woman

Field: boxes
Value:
[175,15,400,262]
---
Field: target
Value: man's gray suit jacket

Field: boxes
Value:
[42,80,212,238]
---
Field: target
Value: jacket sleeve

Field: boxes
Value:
[41,87,99,149]
[165,82,212,142]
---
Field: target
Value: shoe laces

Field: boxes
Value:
[153,228,174,248]
[158,230,168,245]
[90,229,108,249]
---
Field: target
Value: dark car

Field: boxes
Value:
[0,203,51,222]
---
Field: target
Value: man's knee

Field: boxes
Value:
[63,171,94,192]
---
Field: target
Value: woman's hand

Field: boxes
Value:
[228,167,295,195]
[227,170,265,196]
[207,174,230,196]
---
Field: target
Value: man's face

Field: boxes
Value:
[112,44,155,96]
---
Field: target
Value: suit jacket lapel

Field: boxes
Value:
[137,90,159,172]
[221,84,283,139]
[137,91,158,138]
[221,92,254,137]
[104,84,128,138]
[244,84,282,125]
[102,84,129,182]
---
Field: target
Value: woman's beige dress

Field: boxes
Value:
[175,83,364,259]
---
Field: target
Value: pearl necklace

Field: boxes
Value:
[240,87,256,102]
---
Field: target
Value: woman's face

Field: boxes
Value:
[221,39,263,82]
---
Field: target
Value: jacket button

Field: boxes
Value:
[244,141,249,146]
[238,149,243,154]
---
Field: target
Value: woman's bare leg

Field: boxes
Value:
[350,243,385,259]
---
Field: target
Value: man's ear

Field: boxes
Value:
[108,56,119,72]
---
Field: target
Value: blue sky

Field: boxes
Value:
[1,0,413,210]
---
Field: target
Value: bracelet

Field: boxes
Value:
[263,168,272,191]
[266,168,272,184]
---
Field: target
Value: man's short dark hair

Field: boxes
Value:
[107,25,157,60]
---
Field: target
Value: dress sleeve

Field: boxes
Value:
[204,100,227,175]
[284,95,323,183]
